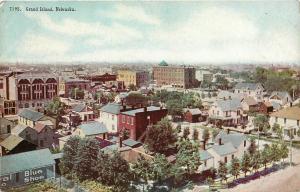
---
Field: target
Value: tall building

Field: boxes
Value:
[153,61,197,89]
[117,70,149,88]
[1,72,58,115]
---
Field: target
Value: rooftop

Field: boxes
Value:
[215,98,242,111]
[270,106,300,120]
[210,142,237,156]
[78,121,108,136]
[121,106,163,116]
[18,108,44,122]
[100,103,122,115]
[0,135,24,150]
[234,82,263,91]
[0,148,55,176]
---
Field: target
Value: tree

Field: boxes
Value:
[279,142,289,164]
[176,124,182,133]
[46,97,66,129]
[272,123,283,140]
[193,129,199,141]
[202,128,210,142]
[260,144,271,169]
[230,157,240,179]
[125,92,148,107]
[175,140,201,177]
[297,129,300,137]
[145,118,177,154]
[60,136,81,177]
[132,155,152,191]
[152,154,171,183]
[241,152,251,177]
[128,84,137,91]
[73,138,99,181]
[215,76,229,90]
[218,161,228,183]
[250,151,261,173]
[248,137,257,156]
[254,114,269,132]
[183,127,190,139]
[166,99,183,119]
[270,143,281,165]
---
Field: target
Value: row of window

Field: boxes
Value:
[275,117,300,126]
[122,115,134,125]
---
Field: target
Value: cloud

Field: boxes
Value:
[17,33,70,60]
[24,12,143,47]
[106,4,160,25]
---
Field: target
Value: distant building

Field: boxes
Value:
[233,83,265,100]
[63,78,90,98]
[153,61,197,88]
[118,106,168,140]
[74,121,108,139]
[117,70,149,88]
[183,108,208,123]
[269,91,292,106]
[195,70,213,83]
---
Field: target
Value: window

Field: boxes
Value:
[231,154,234,159]
[224,156,227,163]
[131,117,134,125]
[122,115,125,123]
[112,125,115,130]
[204,160,207,167]
[284,118,287,124]
[297,120,299,126]
[112,115,114,120]
[244,140,246,147]
[127,116,130,124]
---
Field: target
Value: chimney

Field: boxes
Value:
[290,102,292,107]
[1,113,4,118]
[144,106,147,112]
[202,140,206,150]
[227,129,230,134]
[229,96,232,100]
[223,97,226,100]
[122,105,126,110]
[218,138,222,145]
[119,136,123,148]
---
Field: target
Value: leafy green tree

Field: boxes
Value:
[60,136,81,177]
[230,157,240,179]
[215,76,229,90]
[261,144,271,169]
[248,138,257,156]
[132,155,152,191]
[176,124,182,133]
[250,151,261,173]
[125,92,148,107]
[193,129,199,141]
[279,142,289,164]
[145,118,177,154]
[241,152,251,177]
[183,127,190,139]
[202,128,210,142]
[254,114,269,132]
[46,97,66,128]
[152,154,171,183]
[218,161,228,183]
[175,140,201,176]
[166,99,183,119]
[73,138,100,181]
[272,124,283,140]
[270,143,281,164]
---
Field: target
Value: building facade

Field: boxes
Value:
[153,65,197,88]
[117,70,149,88]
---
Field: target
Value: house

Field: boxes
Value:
[71,103,96,122]
[199,150,214,172]
[234,83,265,100]
[208,98,247,127]
[118,106,168,140]
[269,91,292,106]
[241,96,258,112]
[0,149,55,189]
[207,142,237,168]
[269,107,300,139]
[0,135,36,156]
[0,118,15,136]
[258,101,274,114]
[74,121,108,139]
[183,108,208,123]
[96,103,125,133]
[18,108,44,128]
[217,91,244,101]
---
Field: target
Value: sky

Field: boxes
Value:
[0,1,300,65]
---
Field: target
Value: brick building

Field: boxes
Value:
[63,78,90,98]
[117,70,149,88]
[118,106,167,140]
[153,61,197,88]
[1,72,58,115]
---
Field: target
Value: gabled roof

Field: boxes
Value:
[270,91,291,100]
[270,106,300,120]
[0,135,24,150]
[78,121,108,136]
[200,150,213,161]
[234,83,263,91]
[0,148,55,176]
[215,132,247,148]
[72,104,86,112]
[11,124,29,135]
[217,91,244,100]
[210,142,237,156]
[100,103,121,114]
[215,98,241,111]
[121,106,163,116]
[122,139,142,148]
[242,96,258,106]
[18,108,44,121]
[185,108,202,115]
[159,60,168,66]
[33,123,49,133]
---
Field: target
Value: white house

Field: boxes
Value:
[269,107,300,139]
[269,91,292,106]
[96,103,124,133]
[234,83,265,101]
[74,121,108,139]
[208,98,247,127]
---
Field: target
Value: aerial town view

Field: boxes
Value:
[0,1,300,192]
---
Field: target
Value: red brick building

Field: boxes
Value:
[118,106,167,140]
[64,79,90,98]
[81,73,117,83]
[184,108,208,123]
